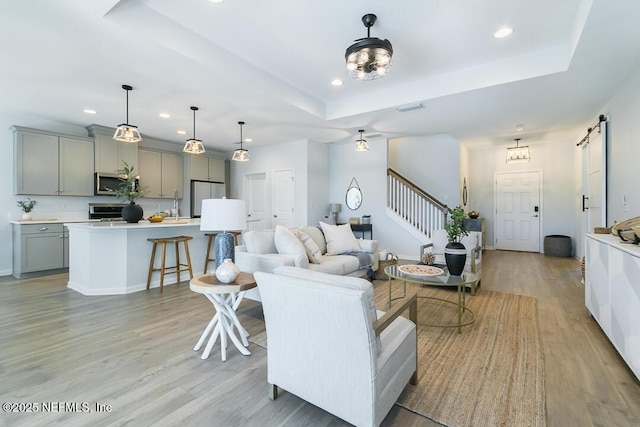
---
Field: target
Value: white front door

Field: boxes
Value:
[495,171,541,252]
[244,172,267,231]
[272,169,295,227]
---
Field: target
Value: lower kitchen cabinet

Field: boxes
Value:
[13,223,69,278]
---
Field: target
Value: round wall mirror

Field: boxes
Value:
[346,187,362,210]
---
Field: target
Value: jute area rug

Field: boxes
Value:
[250,285,546,427]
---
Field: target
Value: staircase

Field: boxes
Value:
[387,168,449,239]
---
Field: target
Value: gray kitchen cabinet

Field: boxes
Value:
[189,155,225,182]
[13,126,94,196]
[138,148,183,198]
[13,223,67,278]
[87,124,138,174]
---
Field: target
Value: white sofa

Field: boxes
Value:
[420,229,482,294]
[255,266,417,427]
[236,224,379,301]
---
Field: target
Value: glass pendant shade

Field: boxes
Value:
[355,129,369,151]
[113,124,142,143]
[231,121,250,161]
[183,106,206,154]
[113,84,141,143]
[345,14,393,81]
[506,139,530,163]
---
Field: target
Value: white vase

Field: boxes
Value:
[22,213,32,220]
[215,258,240,283]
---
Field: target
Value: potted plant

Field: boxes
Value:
[113,161,148,223]
[17,197,37,220]
[444,205,470,276]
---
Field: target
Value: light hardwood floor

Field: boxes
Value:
[1,251,639,426]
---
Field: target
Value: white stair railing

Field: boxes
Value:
[387,168,449,238]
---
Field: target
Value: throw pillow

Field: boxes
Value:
[299,225,327,255]
[319,222,361,255]
[274,225,309,268]
[296,230,322,264]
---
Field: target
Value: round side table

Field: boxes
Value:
[190,272,256,361]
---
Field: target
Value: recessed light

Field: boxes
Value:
[83,109,97,114]
[159,113,171,119]
[177,130,187,135]
[494,27,513,38]
[209,0,224,3]
[244,138,252,142]
[516,124,524,132]
[331,79,343,86]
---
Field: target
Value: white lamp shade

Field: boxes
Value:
[200,199,247,232]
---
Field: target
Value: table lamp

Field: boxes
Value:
[329,203,342,224]
[200,198,246,269]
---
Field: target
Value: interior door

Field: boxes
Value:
[244,172,267,231]
[272,169,295,227]
[495,171,541,252]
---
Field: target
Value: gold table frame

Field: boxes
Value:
[384,265,477,333]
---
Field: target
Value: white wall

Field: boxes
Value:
[602,69,640,223]
[388,134,461,207]
[229,139,330,228]
[467,138,577,252]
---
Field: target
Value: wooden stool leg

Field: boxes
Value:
[160,242,167,294]
[147,242,157,290]
[183,240,193,279]
[175,241,180,283]
[204,234,214,274]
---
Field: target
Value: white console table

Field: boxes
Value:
[585,233,640,380]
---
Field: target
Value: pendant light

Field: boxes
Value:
[183,106,206,154]
[232,121,250,162]
[355,129,369,152]
[113,84,142,143]
[506,138,530,163]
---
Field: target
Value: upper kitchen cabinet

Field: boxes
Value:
[189,155,226,182]
[138,148,183,199]
[13,126,94,196]
[87,124,138,174]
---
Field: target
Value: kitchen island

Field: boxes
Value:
[65,219,212,295]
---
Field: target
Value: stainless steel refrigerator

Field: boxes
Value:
[191,180,226,217]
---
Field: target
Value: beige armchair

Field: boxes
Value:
[420,229,482,294]
[254,266,417,427]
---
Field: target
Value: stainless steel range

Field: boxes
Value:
[89,203,129,221]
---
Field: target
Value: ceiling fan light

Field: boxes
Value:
[345,14,393,81]
[355,129,370,152]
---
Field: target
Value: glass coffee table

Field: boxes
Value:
[384,264,477,333]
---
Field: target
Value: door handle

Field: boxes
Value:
[273,214,278,218]
[582,195,589,212]
[532,214,539,217]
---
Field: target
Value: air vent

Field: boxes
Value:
[365,133,382,139]
[395,102,423,112]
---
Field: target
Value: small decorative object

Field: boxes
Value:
[113,161,149,223]
[468,210,480,219]
[17,197,37,220]
[362,214,371,224]
[444,205,470,276]
[421,252,436,266]
[215,258,240,283]
[147,215,164,223]
[349,217,360,225]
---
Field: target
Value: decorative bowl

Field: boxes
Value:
[148,216,164,223]
[468,210,480,219]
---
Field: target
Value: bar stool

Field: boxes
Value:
[203,232,242,274]
[147,236,194,293]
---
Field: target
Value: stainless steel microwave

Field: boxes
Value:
[94,172,139,196]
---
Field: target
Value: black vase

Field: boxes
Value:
[444,242,467,276]
[122,201,143,223]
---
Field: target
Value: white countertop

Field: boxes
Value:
[64,218,201,230]
[11,219,99,225]
[586,233,640,258]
